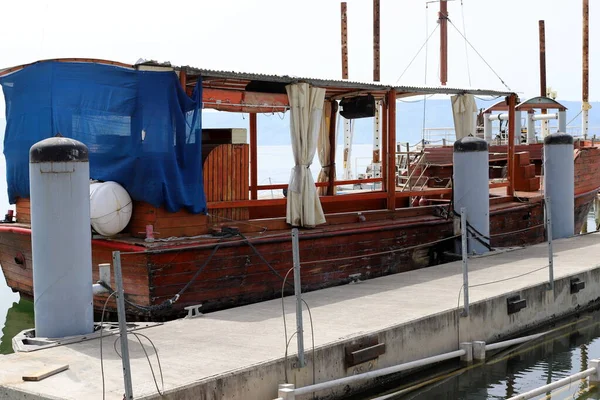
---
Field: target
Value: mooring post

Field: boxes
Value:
[292,228,305,368]
[546,197,554,290]
[461,207,469,316]
[113,251,134,399]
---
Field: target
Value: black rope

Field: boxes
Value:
[467,226,494,251]
[103,227,294,315]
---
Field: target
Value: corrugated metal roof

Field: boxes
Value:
[0,59,515,98]
[183,65,514,97]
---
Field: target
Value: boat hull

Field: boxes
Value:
[1,195,592,320]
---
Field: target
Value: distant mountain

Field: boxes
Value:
[203,100,600,146]
[1,101,598,149]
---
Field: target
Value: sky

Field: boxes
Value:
[0,0,597,110]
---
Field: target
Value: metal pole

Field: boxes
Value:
[461,207,469,316]
[546,197,554,290]
[113,251,133,400]
[292,228,305,368]
[506,368,596,400]
[294,348,466,396]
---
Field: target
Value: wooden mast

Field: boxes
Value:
[539,20,549,135]
[373,0,380,82]
[439,0,448,86]
[582,0,591,138]
[372,0,381,166]
[539,20,547,98]
[341,2,353,180]
[387,90,397,210]
[341,2,349,80]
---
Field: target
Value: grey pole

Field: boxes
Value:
[546,197,554,290]
[113,251,134,399]
[292,228,305,367]
[461,207,469,316]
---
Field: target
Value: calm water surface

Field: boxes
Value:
[366,308,600,400]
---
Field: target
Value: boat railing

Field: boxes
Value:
[423,127,456,145]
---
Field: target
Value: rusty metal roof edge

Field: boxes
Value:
[0,58,516,97]
[186,67,515,97]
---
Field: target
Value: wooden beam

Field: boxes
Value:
[23,365,69,382]
[507,94,517,197]
[373,0,380,82]
[249,113,258,200]
[439,0,448,86]
[179,69,187,91]
[341,2,349,79]
[387,90,397,210]
[328,101,339,196]
[583,0,589,103]
[381,98,388,191]
[539,20,547,98]
[202,88,288,112]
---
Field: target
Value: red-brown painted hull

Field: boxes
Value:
[0,195,593,320]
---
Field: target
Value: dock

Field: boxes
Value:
[2,233,600,400]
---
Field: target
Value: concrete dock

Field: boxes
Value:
[2,233,600,400]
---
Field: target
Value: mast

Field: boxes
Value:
[341,2,354,179]
[539,20,547,98]
[373,0,380,82]
[439,0,448,86]
[341,2,349,80]
[582,0,591,139]
[372,0,381,168]
[539,20,549,136]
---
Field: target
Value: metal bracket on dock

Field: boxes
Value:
[344,335,386,368]
[570,278,585,294]
[184,304,204,319]
[507,295,527,315]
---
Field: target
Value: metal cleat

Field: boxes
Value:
[184,304,203,319]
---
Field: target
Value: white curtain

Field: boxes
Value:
[286,83,326,227]
[317,101,334,196]
[451,94,478,140]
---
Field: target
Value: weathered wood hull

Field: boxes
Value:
[0,195,591,320]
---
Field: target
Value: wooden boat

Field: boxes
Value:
[0,58,598,320]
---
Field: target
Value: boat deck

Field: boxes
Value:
[2,233,600,399]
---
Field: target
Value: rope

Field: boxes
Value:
[567,110,583,127]
[457,264,549,309]
[281,268,316,397]
[395,24,439,84]
[470,265,549,288]
[489,223,545,238]
[100,292,116,400]
[447,18,511,91]
[422,3,430,142]
[301,235,460,266]
[113,333,165,396]
[460,0,472,86]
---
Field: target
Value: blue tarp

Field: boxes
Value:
[0,61,206,213]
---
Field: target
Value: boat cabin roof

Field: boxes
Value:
[0,58,515,102]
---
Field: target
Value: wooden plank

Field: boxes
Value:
[387,90,396,210]
[250,114,258,200]
[22,365,69,381]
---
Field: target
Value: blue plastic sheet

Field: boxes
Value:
[0,61,206,213]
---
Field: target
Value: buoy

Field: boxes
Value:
[543,133,574,239]
[418,197,428,207]
[90,181,133,236]
[29,136,93,338]
[453,136,490,254]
